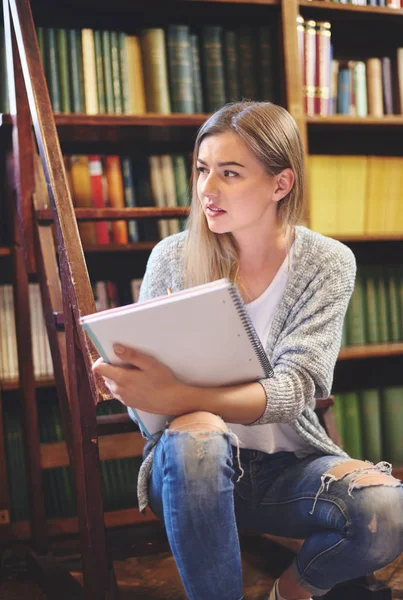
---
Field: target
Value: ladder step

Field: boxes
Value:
[53,311,65,330]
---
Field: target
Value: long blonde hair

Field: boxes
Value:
[184,101,305,288]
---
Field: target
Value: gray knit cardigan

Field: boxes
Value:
[130,225,356,513]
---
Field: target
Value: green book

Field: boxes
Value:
[45,28,61,113]
[172,153,190,231]
[167,25,195,114]
[382,386,403,465]
[102,30,115,113]
[223,30,240,103]
[201,26,226,112]
[37,26,45,66]
[56,29,71,113]
[386,266,401,342]
[51,402,76,516]
[237,27,259,101]
[346,269,366,345]
[362,266,379,344]
[257,26,275,102]
[342,392,364,459]
[94,30,106,114]
[118,32,130,114]
[375,266,390,343]
[332,394,344,448]
[110,31,123,114]
[360,388,382,464]
[190,34,204,113]
[68,29,85,113]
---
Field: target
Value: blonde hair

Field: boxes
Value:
[184,101,305,288]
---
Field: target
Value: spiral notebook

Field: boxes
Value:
[81,278,273,439]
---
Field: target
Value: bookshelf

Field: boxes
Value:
[1,0,402,596]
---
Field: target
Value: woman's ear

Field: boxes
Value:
[273,168,295,203]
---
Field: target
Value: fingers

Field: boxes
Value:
[113,344,158,370]
[92,360,124,383]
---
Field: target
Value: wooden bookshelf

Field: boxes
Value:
[299,0,403,16]
[83,242,158,253]
[36,207,190,223]
[307,116,403,128]
[1,377,55,391]
[333,234,403,242]
[339,343,403,361]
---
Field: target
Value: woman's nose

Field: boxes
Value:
[201,172,219,197]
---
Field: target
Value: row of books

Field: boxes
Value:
[0,284,53,381]
[65,153,190,246]
[3,395,141,521]
[309,155,403,235]
[342,265,403,347]
[0,279,144,382]
[93,279,143,312]
[333,56,403,117]
[315,1,403,7]
[333,386,403,465]
[297,17,403,116]
[35,24,278,117]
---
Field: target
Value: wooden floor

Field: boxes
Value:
[0,526,393,600]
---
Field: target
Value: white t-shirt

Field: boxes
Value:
[227,248,313,457]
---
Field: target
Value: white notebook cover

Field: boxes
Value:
[81,279,272,439]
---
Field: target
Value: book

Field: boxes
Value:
[81,278,274,439]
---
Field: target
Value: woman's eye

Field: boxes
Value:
[224,170,238,178]
[197,166,207,174]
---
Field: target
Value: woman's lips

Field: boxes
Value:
[206,206,226,218]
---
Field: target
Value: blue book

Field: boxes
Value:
[121,157,139,242]
[338,68,350,115]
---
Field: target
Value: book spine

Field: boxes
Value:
[190,34,204,113]
[127,36,147,114]
[46,28,62,113]
[68,29,85,113]
[223,31,240,103]
[102,30,115,113]
[104,156,129,244]
[94,30,106,114]
[121,156,140,242]
[342,392,364,460]
[381,56,394,115]
[397,48,403,115]
[201,26,226,112]
[353,61,368,117]
[337,66,351,115]
[88,155,110,245]
[56,29,71,113]
[257,27,275,103]
[110,31,123,114]
[367,58,384,117]
[382,386,403,464]
[166,25,195,114]
[237,27,259,101]
[315,21,331,116]
[360,388,382,464]
[148,155,170,239]
[140,28,172,114]
[118,32,131,114]
[81,29,99,115]
[346,269,366,344]
[304,20,316,116]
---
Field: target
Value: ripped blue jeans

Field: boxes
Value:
[148,428,403,600]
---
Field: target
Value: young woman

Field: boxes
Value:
[94,102,403,600]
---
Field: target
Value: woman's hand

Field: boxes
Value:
[92,344,194,415]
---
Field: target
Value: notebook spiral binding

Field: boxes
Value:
[228,284,274,379]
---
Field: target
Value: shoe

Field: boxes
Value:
[268,579,313,600]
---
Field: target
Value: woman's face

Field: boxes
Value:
[196,131,283,237]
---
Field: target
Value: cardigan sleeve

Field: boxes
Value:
[246,246,356,426]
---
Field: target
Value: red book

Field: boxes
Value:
[88,155,110,245]
[314,21,331,116]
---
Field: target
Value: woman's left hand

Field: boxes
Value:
[92,344,194,415]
